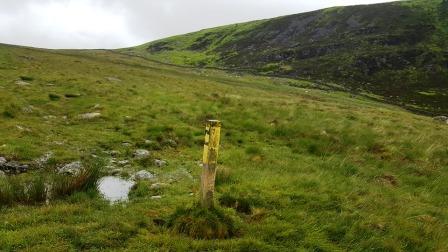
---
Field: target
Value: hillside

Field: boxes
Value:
[0,43,447,251]
[121,0,448,115]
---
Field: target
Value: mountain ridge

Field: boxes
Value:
[120,0,448,115]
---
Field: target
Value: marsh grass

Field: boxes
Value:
[0,160,102,207]
[51,161,102,199]
[0,175,47,206]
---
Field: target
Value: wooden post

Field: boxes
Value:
[200,120,222,209]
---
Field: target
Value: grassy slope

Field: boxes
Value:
[121,0,448,116]
[0,44,447,251]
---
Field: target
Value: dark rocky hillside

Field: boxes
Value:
[123,0,448,115]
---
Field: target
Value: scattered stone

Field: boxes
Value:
[154,159,167,167]
[15,80,30,86]
[132,170,155,180]
[151,195,162,200]
[433,116,448,124]
[122,142,132,147]
[145,139,155,144]
[105,76,122,82]
[117,160,129,165]
[78,112,101,120]
[16,125,31,132]
[150,183,169,190]
[110,168,123,176]
[0,157,6,165]
[43,115,56,120]
[58,161,83,175]
[134,149,150,159]
[0,161,28,174]
[34,151,54,168]
[165,139,177,147]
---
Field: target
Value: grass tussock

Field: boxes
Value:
[0,175,47,206]
[0,161,102,207]
[167,206,239,239]
[51,163,101,199]
[215,166,234,186]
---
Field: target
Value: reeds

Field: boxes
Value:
[0,161,102,207]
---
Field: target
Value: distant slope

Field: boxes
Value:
[121,0,448,115]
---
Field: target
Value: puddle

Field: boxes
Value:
[98,176,135,203]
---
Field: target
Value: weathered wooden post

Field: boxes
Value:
[200,120,222,209]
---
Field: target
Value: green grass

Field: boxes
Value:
[0,43,447,251]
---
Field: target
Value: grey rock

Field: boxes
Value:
[134,149,150,159]
[0,157,6,165]
[0,170,5,177]
[58,161,83,175]
[122,142,132,147]
[79,112,101,120]
[105,76,122,82]
[34,152,53,168]
[433,116,448,124]
[154,159,167,167]
[0,161,28,174]
[15,80,30,86]
[132,170,155,180]
[110,168,123,176]
[117,160,129,165]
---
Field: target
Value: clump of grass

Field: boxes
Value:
[48,93,61,101]
[2,103,21,118]
[51,162,102,199]
[0,175,47,207]
[19,76,34,81]
[166,206,239,239]
[219,193,252,214]
[215,166,234,186]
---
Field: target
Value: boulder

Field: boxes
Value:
[134,149,150,159]
[58,161,83,175]
[433,116,448,124]
[0,157,6,165]
[132,170,155,180]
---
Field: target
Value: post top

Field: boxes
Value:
[207,120,222,126]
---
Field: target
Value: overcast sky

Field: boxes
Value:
[0,0,396,49]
